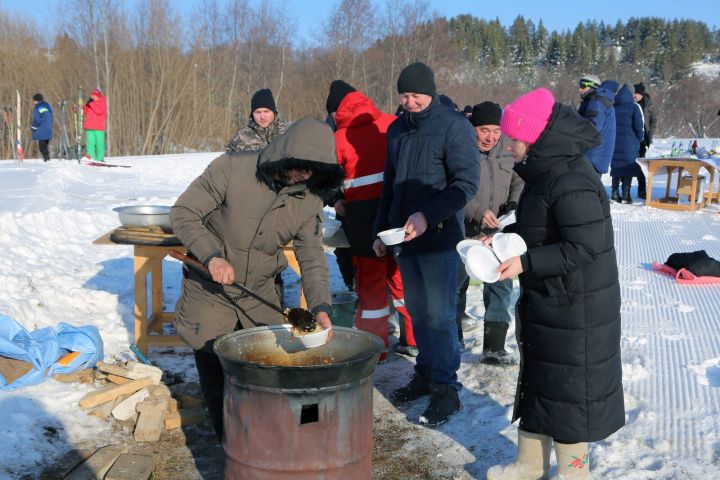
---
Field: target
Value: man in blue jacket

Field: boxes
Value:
[31,93,53,162]
[373,62,480,427]
[577,75,617,177]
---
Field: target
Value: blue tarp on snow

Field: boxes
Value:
[0,314,103,390]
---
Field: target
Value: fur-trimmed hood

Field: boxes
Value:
[256,116,344,195]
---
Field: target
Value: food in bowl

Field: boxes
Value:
[378,227,406,245]
[286,324,330,348]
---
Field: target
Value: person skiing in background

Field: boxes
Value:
[83,88,107,162]
[226,88,289,152]
[31,93,53,162]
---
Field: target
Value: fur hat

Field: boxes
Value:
[470,101,502,127]
[250,88,277,113]
[325,80,356,114]
[397,62,436,96]
[500,88,555,144]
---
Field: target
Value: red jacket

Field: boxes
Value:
[334,91,396,256]
[83,93,107,131]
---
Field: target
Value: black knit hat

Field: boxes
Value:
[634,82,646,95]
[470,101,502,127]
[463,105,473,114]
[325,80,356,114]
[33,93,43,102]
[397,62,436,96]
[250,88,277,113]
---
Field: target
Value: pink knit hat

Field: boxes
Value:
[500,88,555,144]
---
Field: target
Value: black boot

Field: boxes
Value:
[419,383,462,427]
[482,321,513,365]
[621,184,633,204]
[611,189,621,203]
[391,373,431,402]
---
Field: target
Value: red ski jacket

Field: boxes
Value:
[334,91,396,256]
[83,93,107,131]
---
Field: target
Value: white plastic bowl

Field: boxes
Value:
[492,233,527,262]
[465,245,501,283]
[378,227,406,245]
[497,211,516,230]
[456,239,483,263]
[284,324,330,349]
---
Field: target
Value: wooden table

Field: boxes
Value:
[638,157,717,211]
[94,229,306,356]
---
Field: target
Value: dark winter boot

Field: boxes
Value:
[482,321,513,365]
[637,182,647,200]
[419,383,462,427]
[391,373,431,402]
[621,184,633,204]
[610,189,621,203]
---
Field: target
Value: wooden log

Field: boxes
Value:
[79,377,154,410]
[164,409,205,430]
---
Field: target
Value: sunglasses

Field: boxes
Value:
[579,81,595,89]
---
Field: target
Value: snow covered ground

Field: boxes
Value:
[1,141,719,478]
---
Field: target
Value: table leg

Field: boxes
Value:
[150,257,163,333]
[133,248,150,356]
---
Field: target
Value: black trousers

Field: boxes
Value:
[193,342,225,442]
[38,140,50,162]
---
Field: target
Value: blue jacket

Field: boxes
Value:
[31,101,53,141]
[610,85,644,178]
[374,97,480,253]
[578,80,617,174]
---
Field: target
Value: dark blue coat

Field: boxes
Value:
[31,101,53,141]
[610,85,644,178]
[578,80,617,174]
[512,103,624,443]
[374,97,480,254]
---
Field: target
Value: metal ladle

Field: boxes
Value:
[168,249,317,332]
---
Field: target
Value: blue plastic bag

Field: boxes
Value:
[0,314,104,390]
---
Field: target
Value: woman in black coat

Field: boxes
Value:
[486,88,624,480]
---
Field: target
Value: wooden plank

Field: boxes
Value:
[164,409,205,430]
[0,356,33,384]
[65,445,125,480]
[79,377,154,410]
[134,397,169,442]
[145,334,184,347]
[104,454,155,480]
[107,373,132,385]
[112,388,150,421]
[96,361,132,376]
[52,369,94,384]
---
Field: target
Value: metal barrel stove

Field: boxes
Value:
[214,325,385,479]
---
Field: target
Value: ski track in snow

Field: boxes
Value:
[2,149,720,478]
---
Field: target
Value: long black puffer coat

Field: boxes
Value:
[511,103,625,443]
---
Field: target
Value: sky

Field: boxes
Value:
[2,0,718,46]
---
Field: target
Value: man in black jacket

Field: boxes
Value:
[634,82,656,199]
[373,62,479,427]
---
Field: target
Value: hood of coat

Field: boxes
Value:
[516,103,601,182]
[614,84,635,106]
[334,91,384,130]
[256,116,344,194]
[596,80,618,101]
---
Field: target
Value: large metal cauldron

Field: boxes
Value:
[214,325,384,480]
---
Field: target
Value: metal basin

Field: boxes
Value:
[113,205,172,229]
[214,325,384,389]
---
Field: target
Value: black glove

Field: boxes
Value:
[498,201,517,217]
